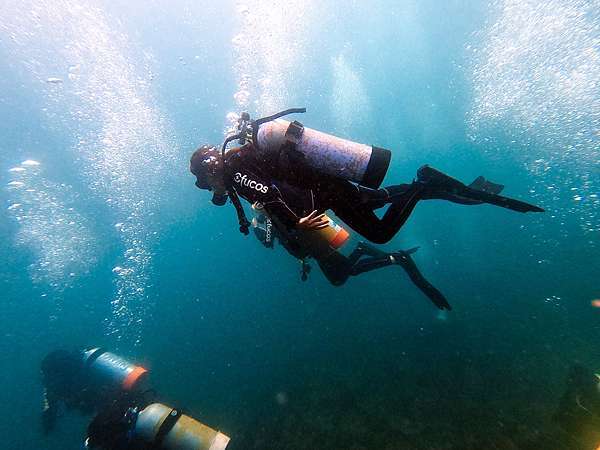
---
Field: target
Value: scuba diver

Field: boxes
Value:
[554,364,600,448]
[40,347,230,450]
[41,347,149,434]
[190,108,543,245]
[251,202,451,310]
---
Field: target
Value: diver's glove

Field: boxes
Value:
[239,219,250,235]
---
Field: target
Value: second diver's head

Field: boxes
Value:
[190,145,228,206]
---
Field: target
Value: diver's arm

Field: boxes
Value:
[228,190,250,235]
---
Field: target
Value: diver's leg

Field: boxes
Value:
[416,165,544,213]
[337,242,394,278]
[392,249,452,310]
[332,184,424,244]
[317,253,352,286]
[346,241,387,264]
[349,255,396,276]
[356,184,414,210]
[348,243,415,276]
[345,242,451,309]
[317,179,421,244]
[347,245,451,309]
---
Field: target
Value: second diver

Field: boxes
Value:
[251,201,451,310]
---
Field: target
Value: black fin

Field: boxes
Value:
[393,249,452,310]
[417,165,544,213]
[469,176,504,195]
[401,246,420,255]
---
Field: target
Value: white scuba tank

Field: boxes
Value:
[256,119,391,189]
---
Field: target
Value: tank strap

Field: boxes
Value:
[276,120,307,180]
[285,120,304,143]
[250,108,306,149]
[154,408,182,447]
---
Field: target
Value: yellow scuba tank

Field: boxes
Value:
[302,214,350,258]
[134,403,230,450]
[252,202,349,258]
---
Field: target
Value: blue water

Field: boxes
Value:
[1,1,599,449]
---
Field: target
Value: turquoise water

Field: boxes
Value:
[1,1,599,448]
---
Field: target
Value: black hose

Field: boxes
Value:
[221,132,244,157]
[252,107,306,127]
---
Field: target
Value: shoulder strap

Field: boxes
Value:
[153,408,182,447]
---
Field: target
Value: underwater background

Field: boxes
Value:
[0,0,598,448]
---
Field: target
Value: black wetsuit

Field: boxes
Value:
[223,143,542,243]
[225,145,419,243]
[85,395,151,450]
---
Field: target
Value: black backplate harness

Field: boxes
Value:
[220,107,306,235]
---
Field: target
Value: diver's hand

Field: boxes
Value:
[297,210,329,230]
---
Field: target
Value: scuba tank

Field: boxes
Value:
[221,108,392,189]
[301,214,350,259]
[82,348,148,392]
[256,119,391,189]
[134,403,230,450]
[252,202,350,259]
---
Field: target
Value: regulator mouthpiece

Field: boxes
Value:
[212,192,228,206]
